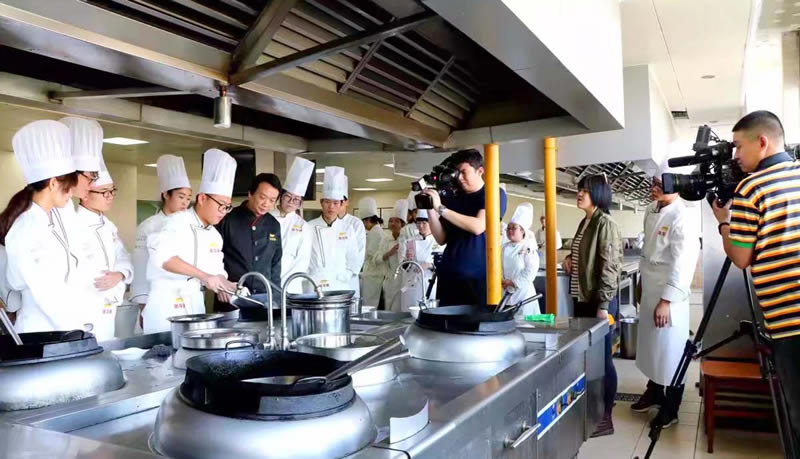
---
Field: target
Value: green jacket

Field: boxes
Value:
[573,210,623,310]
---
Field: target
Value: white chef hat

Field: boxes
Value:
[322,166,346,200]
[94,156,113,187]
[392,199,409,222]
[407,190,419,211]
[284,157,314,197]
[416,209,429,220]
[510,203,534,232]
[12,120,75,185]
[358,197,378,219]
[343,175,349,201]
[157,154,191,193]
[59,117,102,172]
[199,148,237,197]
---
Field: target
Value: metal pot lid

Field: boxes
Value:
[294,333,385,361]
[415,304,517,335]
[0,331,103,366]
[287,290,354,306]
[180,328,260,350]
[167,313,225,323]
[180,350,355,419]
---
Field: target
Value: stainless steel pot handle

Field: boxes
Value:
[504,422,541,449]
[224,339,257,351]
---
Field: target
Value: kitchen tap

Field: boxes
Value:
[281,273,323,350]
[236,272,274,349]
[394,261,426,307]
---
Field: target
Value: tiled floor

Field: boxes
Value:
[577,293,785,459]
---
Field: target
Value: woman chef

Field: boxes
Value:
[501,203,540,315]
[398,209,442,310]
[376,199,408,312]
[0,120,97,332]
[632,164,700,429]
[76,157,133,341]
[358,197,384,307]
[142,149,237,333]
[270,157,314,294]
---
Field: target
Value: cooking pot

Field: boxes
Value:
[287,290,354,339]
[167,313,225,350]
[172,328,261,370]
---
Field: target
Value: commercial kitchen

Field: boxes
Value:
[0,0,791,458]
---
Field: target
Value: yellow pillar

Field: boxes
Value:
[484,143,502,306]
[544,137,558,315]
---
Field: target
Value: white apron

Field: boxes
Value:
[376,236,402,312]
[342,214,366,297]
[398,235,441,311]
[360,225,384,307]
[270,210,312,294]
[131,211,166,305]
[143,209,225,333]
[502,239,540,315]
[307,217,352,292]
[635,200,700,386]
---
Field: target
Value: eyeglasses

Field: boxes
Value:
[282,194,302,205]
[80,171,99,184]
[206,194,233,213]
[89,188,117,199]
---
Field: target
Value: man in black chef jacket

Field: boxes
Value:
[214,173,282,312]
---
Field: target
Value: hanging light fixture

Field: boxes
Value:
[213,86,231,129]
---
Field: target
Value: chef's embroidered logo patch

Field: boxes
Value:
[269,233,277,241]
[338,232,348,240]
[658,226,669,237]
[209,242,222,253]
[291,224,303,232]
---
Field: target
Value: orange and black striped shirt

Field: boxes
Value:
[730,153,800,339]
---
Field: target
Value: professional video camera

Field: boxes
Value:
[410,155,461,209]
[661,125,747,205]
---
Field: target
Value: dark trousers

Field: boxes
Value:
[575,297,619,417]
[645,380,685,416]
[770,335,800,453]
[437,272,484,306]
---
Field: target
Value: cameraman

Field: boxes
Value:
[423,149,507,306]
[712,110,800,449]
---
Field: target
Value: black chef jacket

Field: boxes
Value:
[214,202,282,311]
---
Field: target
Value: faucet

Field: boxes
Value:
[394,261,426,307]
[237,272,274,350]
[281,273,323,351]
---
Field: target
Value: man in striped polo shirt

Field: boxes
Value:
[713,110,800,448]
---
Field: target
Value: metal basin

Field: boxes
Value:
[167,314,224,350]
[293,333,398,386]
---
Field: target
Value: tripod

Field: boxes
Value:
[638,258,797,458]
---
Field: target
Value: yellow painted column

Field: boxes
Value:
[484,143,502,306]
[544,137,558,315]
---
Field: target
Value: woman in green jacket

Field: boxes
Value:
[563,174,623,437]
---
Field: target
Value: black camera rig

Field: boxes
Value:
[410,155,461,209]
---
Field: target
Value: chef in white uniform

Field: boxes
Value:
[307,167,356,292]
[632,162,700,428]
[501,203,540,316]
[143,149,237,333]
[398,209,442,310]
[130,155,192,309]
[358,197,384,307]
[536,214,562,267]
[338,176,366,297]
[400,190,420,242]
[76,158,133,340]
[376,199,408,312]
[2,120,97,332]
[270,156,314,294]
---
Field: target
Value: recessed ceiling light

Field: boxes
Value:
[104,137,148,145]
[352,187,377,191]
[517,171,533,177]
[709,120,718,124]
[792,23,800,29]
[793,12,800,16]
[144,163,157,168]
[775,9,786,14]
[384,163,394,168]
[774,18,783,23]
[365,178,393,182]
[315,181,323,185]
[701,74,716,79]
[315,168,325,174]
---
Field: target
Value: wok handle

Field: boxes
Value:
[500,293,544,314]
[0,308,21,345]
[324,336,404,382]
[224,339,257,351]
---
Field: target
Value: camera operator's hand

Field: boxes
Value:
[712,199,731,224]
[423,189,442,211]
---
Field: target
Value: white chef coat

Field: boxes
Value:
[75,206,134,341]
[131,210,167,305]
[399,223,419,244]
[501,222,509,246]
[307,216,355,292]
[269,209,312,294]
[143,209,226,333]
[342,213,366,296]
[536,228,562,249]
[636,199,700,386]
[6,203,98,333]
[360,224,385,307]
[398,234,442,311]
[502,239,540,315]
[375,235,403,312]
[0,246,21,313]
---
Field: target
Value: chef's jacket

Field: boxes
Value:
[307,216,356,292]
[216,203,282,301]
[360,224,385,307]
[375,235,403,312]
[131,210,166,305]
[269,209,312,294]
[502,239,539,314]
[143,209,226,333]
[398,234,442,311]
[75,206,133,341]
[342,213,366,296]
[6,203,98,333]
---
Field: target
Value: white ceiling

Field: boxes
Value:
[621,0,757,130]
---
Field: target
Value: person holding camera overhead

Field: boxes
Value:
[423,149,507,306]
[712,110,800,450]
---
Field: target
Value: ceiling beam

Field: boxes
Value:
[49,86,190,100]
[339,38,383,94]
[229,0,298,72]
[230,11,438,85]
[406,55,454,116]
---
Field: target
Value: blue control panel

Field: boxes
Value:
[537,373,586,439]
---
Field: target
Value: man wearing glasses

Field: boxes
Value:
[214,173,283,311]
[143,149,238,333]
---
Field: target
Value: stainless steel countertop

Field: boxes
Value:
[0,317,607,458]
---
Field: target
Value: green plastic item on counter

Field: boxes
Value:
[525,313,555,323]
